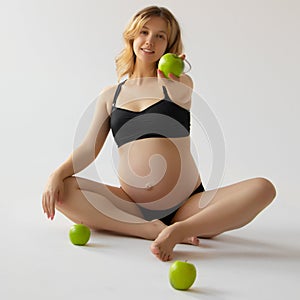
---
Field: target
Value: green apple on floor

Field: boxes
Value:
[69,224,91,246]
[158,53,184,78]
[169,260,197,290]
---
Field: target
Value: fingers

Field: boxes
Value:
[157,69,180,82]
[42,176,64,220]
[49,192,55,220]
[157,69,166,79]
[42,194,47,215]
[178,53,186,60]
[167,73,180,82]
[42,193,50,218]
[42,193,49,219]
[42,190,58,220]
[45,192,53,220]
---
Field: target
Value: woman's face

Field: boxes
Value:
[133,16,168,66]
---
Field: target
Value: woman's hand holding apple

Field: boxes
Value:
[157,69,181,81]
[157,53,186,81]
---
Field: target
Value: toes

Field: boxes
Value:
[150,243,160,255]
[187,236,200,246]
[162,252,168,261]
[182,236,200,246]
[191,237,200,246]
[151,243,164,260]
[150,243,172,261]
[159,248,173,262]
[166,254,173,261]
[161,251,169,262]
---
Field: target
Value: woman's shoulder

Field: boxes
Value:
[99,84,118,98]
[98,84,117,104]
[97,84,120,116]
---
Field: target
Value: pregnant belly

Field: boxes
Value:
[117,137,201,210]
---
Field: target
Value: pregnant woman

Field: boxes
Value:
[42,6,276,261]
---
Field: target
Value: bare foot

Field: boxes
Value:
[150,223,199,261]
[146,220,199,246]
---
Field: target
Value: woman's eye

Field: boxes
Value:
[158,34,165,39]
[140,30,148,35]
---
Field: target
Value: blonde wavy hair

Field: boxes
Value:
[115,6,183,82]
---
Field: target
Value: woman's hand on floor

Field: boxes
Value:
[42,173,64,220]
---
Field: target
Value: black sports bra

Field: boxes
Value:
[110,80,190,148]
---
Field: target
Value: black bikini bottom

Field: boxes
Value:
[138,183,205,226]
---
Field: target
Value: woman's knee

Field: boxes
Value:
[252,177,276,203]
[64,176,79,193]
[56,177,80,214]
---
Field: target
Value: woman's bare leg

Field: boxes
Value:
[55,176,165,240]
[150,177,277,261]
[55,176,199,244]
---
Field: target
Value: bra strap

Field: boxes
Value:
[112,79,127,111]
[162,86,172,102]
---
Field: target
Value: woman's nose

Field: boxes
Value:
[145,35,154,46]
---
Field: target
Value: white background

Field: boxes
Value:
[1,1,299,299]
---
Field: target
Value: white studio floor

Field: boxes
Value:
[1,189,300,300]
[1,1,300,298]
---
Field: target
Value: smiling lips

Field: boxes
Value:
[141,48,155,54]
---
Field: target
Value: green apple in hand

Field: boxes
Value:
[69,224,91,246]
[169,260,197,290]
[158,53,184,78]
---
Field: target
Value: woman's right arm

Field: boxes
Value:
[42,86,115,220]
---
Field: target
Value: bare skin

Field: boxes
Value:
[42,15,276,262]
[53,176,199,246]
[150,177,276,261]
